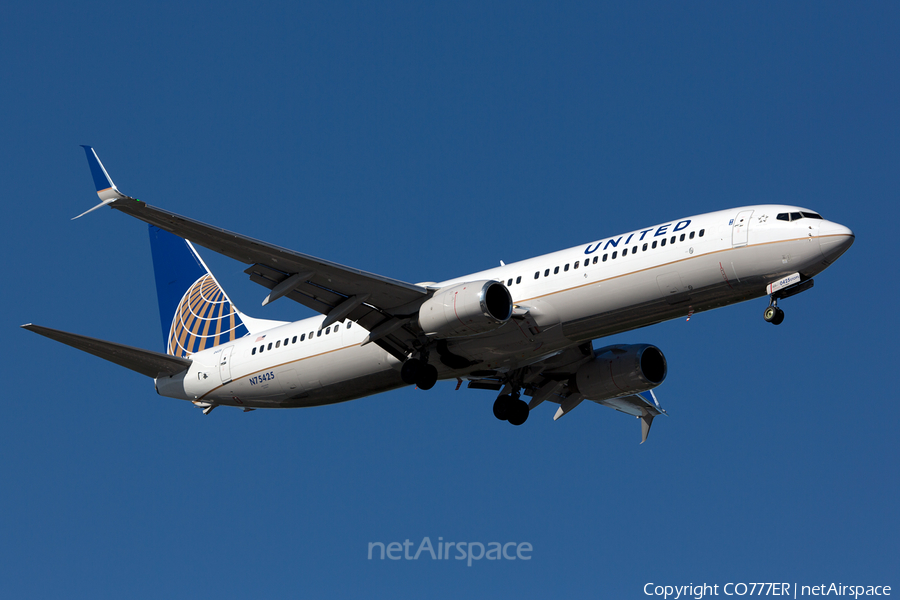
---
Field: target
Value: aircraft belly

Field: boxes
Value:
[203,339,398,408]
[280,369,405,408]
[200,368,404,409]
[455,325,572,369]
[560,242,816,342]
[441,298,572,370]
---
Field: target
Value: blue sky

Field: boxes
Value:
[2,2,897,598]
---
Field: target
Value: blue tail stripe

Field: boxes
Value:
[148,226,208,351]
[148,225,249,357]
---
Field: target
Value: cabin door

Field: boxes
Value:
[218,346,234,384]
[732,210,754,247]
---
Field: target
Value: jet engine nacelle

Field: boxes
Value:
[572,344,667,401]
[418,280,513,339]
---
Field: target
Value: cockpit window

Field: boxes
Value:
[777,211,823,222]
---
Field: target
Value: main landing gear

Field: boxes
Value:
[493,392,529,426]
[400,357,438,390]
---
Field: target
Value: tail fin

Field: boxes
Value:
[148,225,253,357]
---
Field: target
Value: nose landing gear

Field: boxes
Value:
[762,276,815,326]
[763,303,785,325]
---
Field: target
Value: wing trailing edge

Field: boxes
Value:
[74,146,429,359]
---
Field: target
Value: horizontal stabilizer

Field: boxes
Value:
[21,324,192,378]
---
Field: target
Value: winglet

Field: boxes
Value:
[73,145,128,219]
[640,414,654,444]
[637,389,666,443]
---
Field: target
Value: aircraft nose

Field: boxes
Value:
[819,221,855,265]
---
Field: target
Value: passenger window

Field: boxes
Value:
[347,322,352,329]
[593,256,598,264]
[671,236,676,244]
[534,272,540,279]
[275,340,281,348]
[622,248,628,256]
[632,246,637,254]
[652,241,657,249]
[680,234,685,242]
[317,330,322,337]
[292,336,297,343]
[252,347,256,355]
[699,229,705,237]
[309,331,314,339]
[574,261,579,269]
[544,269,550,277]
[602,253,608,262]
[642,243,648,251]
[326,327,331,334]
[284,338,289,345]
[334,324,340,332]
[267,343,272,350]
[661,238,667,246]
[507,279,513,286]
[554,266,559,274]
[689,231,695,239]
[300,334,306,341]
[564,264,569,272]
[516,276,521,284]
[259,345,264,353]
[612,251,617,259]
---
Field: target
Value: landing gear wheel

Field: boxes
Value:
[771,307,785,325]
[415,364,438,390]
[763,306,785,325]
[493,394,513,420]
[400,358,423,385]
[507,399,529,426]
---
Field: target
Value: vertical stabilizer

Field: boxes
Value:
[148,226,251,357]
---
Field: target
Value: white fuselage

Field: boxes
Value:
[155,205,853,409]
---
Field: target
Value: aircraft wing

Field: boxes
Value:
[22,324,192,378]
[464,343,667,443]
[77,147,430,360]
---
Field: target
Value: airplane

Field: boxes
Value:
[22,146,855,442]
